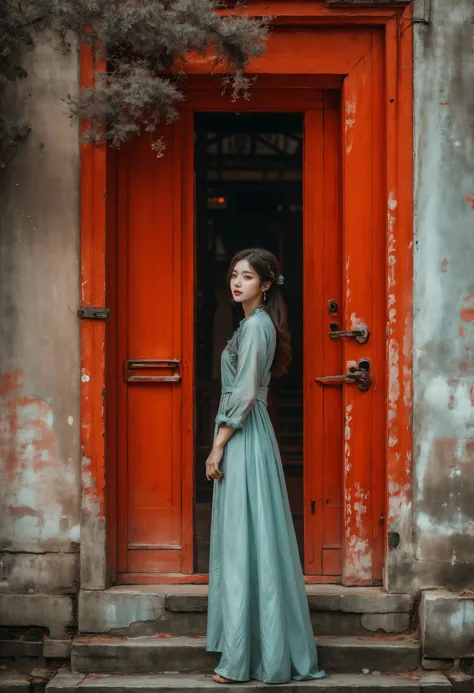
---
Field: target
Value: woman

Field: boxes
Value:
[205,248,325,684]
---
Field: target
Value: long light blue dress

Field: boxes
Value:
[206,305,325,684]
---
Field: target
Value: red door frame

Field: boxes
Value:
[79,2,413,589]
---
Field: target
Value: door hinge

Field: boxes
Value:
[311,500,316,515]
[77,306,110,320]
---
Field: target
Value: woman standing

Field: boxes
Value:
[206,248,325,684]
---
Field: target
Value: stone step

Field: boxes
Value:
[0,672,31,693]
[71,635,421,676]
[79,586,412,637]
[47,671,452,693]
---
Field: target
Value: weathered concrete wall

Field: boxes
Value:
[420,590,474,659]
[0,35,80,595]
[1,2,474,608]
[409,0,474,591]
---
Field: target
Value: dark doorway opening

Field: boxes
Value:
[193,112,304,573]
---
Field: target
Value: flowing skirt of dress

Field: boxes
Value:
[206,396,325,684]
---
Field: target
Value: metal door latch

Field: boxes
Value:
[315,359,372,392]
[329,322,369,344]
[77,306,110,319]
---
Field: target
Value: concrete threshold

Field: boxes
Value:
[47,671,452,693]
[103,584,411,612]
[79,585,412,637]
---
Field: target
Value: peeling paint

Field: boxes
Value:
[345,100,356,131]
[387,192,398,291]
[353,482,369,530]
[0,370,79,551]
[388,340,400,424]
[345,254,351,300]
[345,536,372,582]
[402,315,412,410]
[345,100,356,154]
[344,403,352,473]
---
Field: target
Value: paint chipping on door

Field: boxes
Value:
[388,193,398,290]
[345,100,356,154]
[345,403,353,473]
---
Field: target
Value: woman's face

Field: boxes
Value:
[230,259,266,305]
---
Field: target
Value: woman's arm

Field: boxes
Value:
[215,318,267,429]
[206,318,267,481]
[205,424,235,481]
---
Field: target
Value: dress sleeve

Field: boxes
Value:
[216,318,268,430]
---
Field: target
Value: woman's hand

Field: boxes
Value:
[206,444,224,481]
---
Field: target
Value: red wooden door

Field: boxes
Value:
[113,79,384,584]
[340,38,385,585]
[116,120,194,579]
[304,52,385,585]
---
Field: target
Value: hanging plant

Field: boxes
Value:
[0,0,269,164]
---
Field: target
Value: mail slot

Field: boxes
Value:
[124,359,181,383]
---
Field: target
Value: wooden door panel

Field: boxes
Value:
[304,98,343,578]
[303,109,325,575]
[341,40,385,585]
[117,125,184,574]
[320,93,343,572]
[127,389,180,546]
[128,550,181,573]
[322,549,342,576]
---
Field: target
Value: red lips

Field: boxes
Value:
[233,290,242,296]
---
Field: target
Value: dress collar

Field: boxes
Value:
[240,305,266,324]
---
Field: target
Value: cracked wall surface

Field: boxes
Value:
[403,0,474,592]
[0,35,80,595]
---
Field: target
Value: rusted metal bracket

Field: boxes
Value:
[77,306,110,319]
[401,0,431,32]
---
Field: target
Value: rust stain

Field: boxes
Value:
[459,326,466,339]
[0,370,58,484]
[76,635,124,643]
[460,294,474,323]
[466,195,474,211]
[440,258,448,273]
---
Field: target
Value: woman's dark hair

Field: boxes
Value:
[227,247,292,378]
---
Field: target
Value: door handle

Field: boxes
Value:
[329,323,369,344]
[315,360,371,392]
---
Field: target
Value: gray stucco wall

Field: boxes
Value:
[411,0,474,591]
[0,36,80,594]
